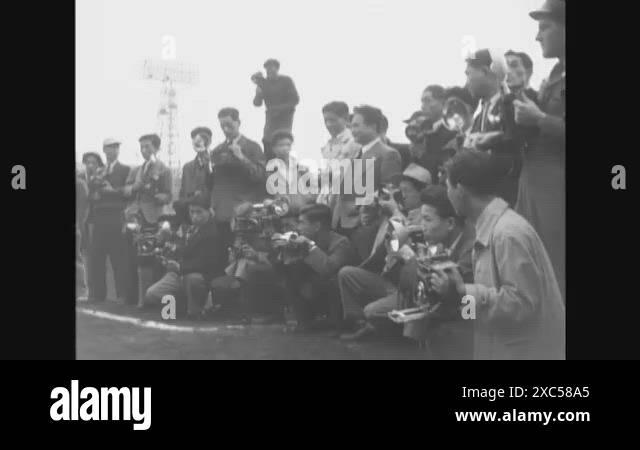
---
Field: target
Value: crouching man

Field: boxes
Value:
[396,185,475,359]
[143,194,227,320]
[273,203,355,333]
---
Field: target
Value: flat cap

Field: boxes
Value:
[102,137,121,147]
[400,163,432,185]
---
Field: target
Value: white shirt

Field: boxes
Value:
[321,128,361,160]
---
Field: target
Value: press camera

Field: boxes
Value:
[388,243,458,324]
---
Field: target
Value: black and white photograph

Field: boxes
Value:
[74,0,566,360]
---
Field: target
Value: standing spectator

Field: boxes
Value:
[211,107,267,248]
[76,164,90,301]
[505,50,538,101]
[86,138,131,304]
[350,105,402,191]
[252,59,300,159]
[180,127,213,201]
[514,0,566,300]
[413,85,458,183]
[317,101,361,208]
[266,129,317,216]
[464,48,522,207]
[441,150,565,360]
[123,133,173,306]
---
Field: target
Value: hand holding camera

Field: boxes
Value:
[251,71,265,87]
[513,90,545,127]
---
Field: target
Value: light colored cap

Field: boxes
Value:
[102,137,121,147]
[401,163,432,185]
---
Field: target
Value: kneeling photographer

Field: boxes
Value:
[271,203,355,334]
[210,198,292,324]
[394,185,475,359]
[142,194,227,320]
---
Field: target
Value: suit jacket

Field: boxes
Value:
[124,159,172,224]
[89,161,131,225]
[210,135,267,222]
[180,156,212,201]
[180,219,227,280]
[76,176,90,230]
[332,140,402,230]
[362,139,403,189]
[303,230,354,279]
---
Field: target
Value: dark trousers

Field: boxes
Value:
[123,230,164,305]
[283,262,342,326]
[88,222,129,301]
[215,220,234,251]
[211,264,285,317]
[495,152,523,208]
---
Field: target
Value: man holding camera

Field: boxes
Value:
[252,59,299,159]
[123,133,173,306]
[272,204,354,333]
[464,48,523,208]
[397,186,475,359]
[143,194,227,320]
[405,86,458,184]
[211,107,267,248]
[86,138,131,304]
[180,126,213,202]
[514,0,566,300]
[337,167,428,341]
[438,150,565,360]
[505,50,538,102]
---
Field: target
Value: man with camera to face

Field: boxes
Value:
[85,139,131,304]
[505,50,538,102]
[252,59,299,159]
[180,126,213,202]
[408,85,458,184]
[271,203,354,334]
[211,107,267,249]
[438,150,565,360]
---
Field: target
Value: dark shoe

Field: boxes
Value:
[340,323,375,341]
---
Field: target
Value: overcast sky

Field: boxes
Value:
[76,0,553,167]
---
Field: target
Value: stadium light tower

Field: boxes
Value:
[141,58,199,203]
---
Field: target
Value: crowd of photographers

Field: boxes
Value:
[76,0,565,360]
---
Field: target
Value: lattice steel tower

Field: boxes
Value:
[141,59,199,203]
